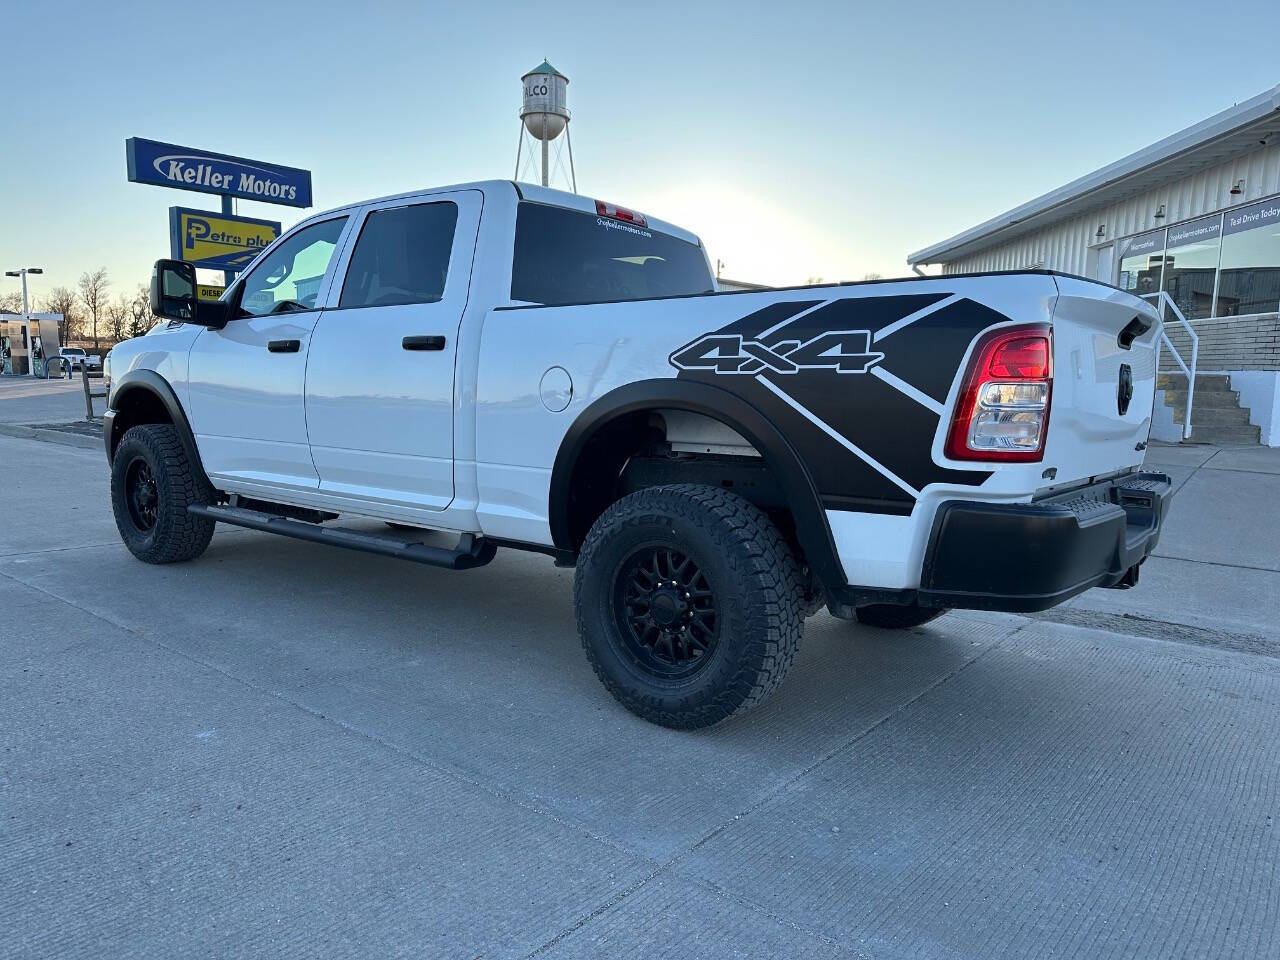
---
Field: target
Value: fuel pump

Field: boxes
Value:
[1,334,11,375]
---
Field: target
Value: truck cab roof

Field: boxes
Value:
[295,180,703,249]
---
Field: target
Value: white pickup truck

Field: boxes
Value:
[59,347,101,372]
[105,180,1171,728]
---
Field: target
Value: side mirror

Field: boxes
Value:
[149,259,229,329]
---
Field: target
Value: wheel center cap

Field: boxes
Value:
[650,590,682,626]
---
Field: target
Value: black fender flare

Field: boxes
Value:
[104,369,213,490]
[548,378,848,597]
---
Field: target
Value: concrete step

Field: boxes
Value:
[1186,423,1262,445]
[1157,373,1233,392]
[1162,388,1241,408]
[1173,406,1252,426]
[1158,372,1261,445]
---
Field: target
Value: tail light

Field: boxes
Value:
[945,324,1052,462]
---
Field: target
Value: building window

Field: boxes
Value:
[1217,197,1280,317]
[1118,229,1166,298]
[1162,215,1222,320]
[1115,195,1280,318]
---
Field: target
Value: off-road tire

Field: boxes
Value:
[854,603,947,629]
[111,424,215,564]
[574,484,804,729]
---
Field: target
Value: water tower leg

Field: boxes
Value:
[514,124,524,180]
[566,125,577,194]
[541,115,549,187]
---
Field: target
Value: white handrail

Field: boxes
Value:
[1142,291,1199,440]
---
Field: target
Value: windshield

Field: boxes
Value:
[511,201,713,306]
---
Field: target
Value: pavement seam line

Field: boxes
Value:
[524,620,1023,957]
[677,628,1018,860]
[1146,552,1280,575]
[1026,608,1280,670]
[0,540,122,561]
[671,871,877,959]
[1198,465,1280,478]
[521,864,671,958]
[522,863,873,960]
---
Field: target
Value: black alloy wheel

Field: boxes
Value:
[614,545,718,680]
[124,457,159,532]
[574,484,805,729]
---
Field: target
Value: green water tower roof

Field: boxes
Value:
[524,60,567,80]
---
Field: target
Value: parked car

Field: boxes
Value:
[103,180,1171,728]
[59,347,101,371]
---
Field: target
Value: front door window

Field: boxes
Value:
[237,217,347,317]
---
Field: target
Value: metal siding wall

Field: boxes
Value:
[942,143,1280,276]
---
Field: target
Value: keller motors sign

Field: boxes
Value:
[126,137,312,208]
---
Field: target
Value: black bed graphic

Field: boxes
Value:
[670,293,1002,513]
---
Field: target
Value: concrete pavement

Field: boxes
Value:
[2,383,1280,958]
[1051,440,1280,647]
[0,375,92,425]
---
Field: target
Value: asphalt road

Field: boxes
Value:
[3,422,1279,958]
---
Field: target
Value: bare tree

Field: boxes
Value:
[0,290,23,313]
[106,294,130,343]
[77,268,110,352]
[43,286,81,344]
[128,284,153,339]
[862,272,883,281]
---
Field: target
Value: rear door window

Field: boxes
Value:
[511,201,713,305]
[340,201,459,308]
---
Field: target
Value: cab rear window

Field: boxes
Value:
[511,201,713,306]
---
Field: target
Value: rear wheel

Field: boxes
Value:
[574,484,804,729]
[854,603,947,629]
[111,424,215,564]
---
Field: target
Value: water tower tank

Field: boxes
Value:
[521,60,570,141]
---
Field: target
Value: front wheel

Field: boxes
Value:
[854,603,947,629]
[111,424,215,564]
[574,484,804,729]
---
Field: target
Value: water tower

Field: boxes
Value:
[515,60,576,192]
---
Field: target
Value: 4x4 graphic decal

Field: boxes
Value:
[670,293,1002,509]
[669,330,884,376]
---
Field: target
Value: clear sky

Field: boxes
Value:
[2,0,1277,308]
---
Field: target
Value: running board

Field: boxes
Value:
[187,504,497,570]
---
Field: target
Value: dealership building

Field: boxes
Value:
[909,84,1280,446]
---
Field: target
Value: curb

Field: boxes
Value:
[0,422,102,452]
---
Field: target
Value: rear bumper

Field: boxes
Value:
[916,471,1172,612]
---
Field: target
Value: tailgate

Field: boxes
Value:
[1046,276,1162,485]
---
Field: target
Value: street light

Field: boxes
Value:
[4,267,44,317]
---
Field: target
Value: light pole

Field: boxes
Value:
[5,267,45,377]
[4,267,43,317]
